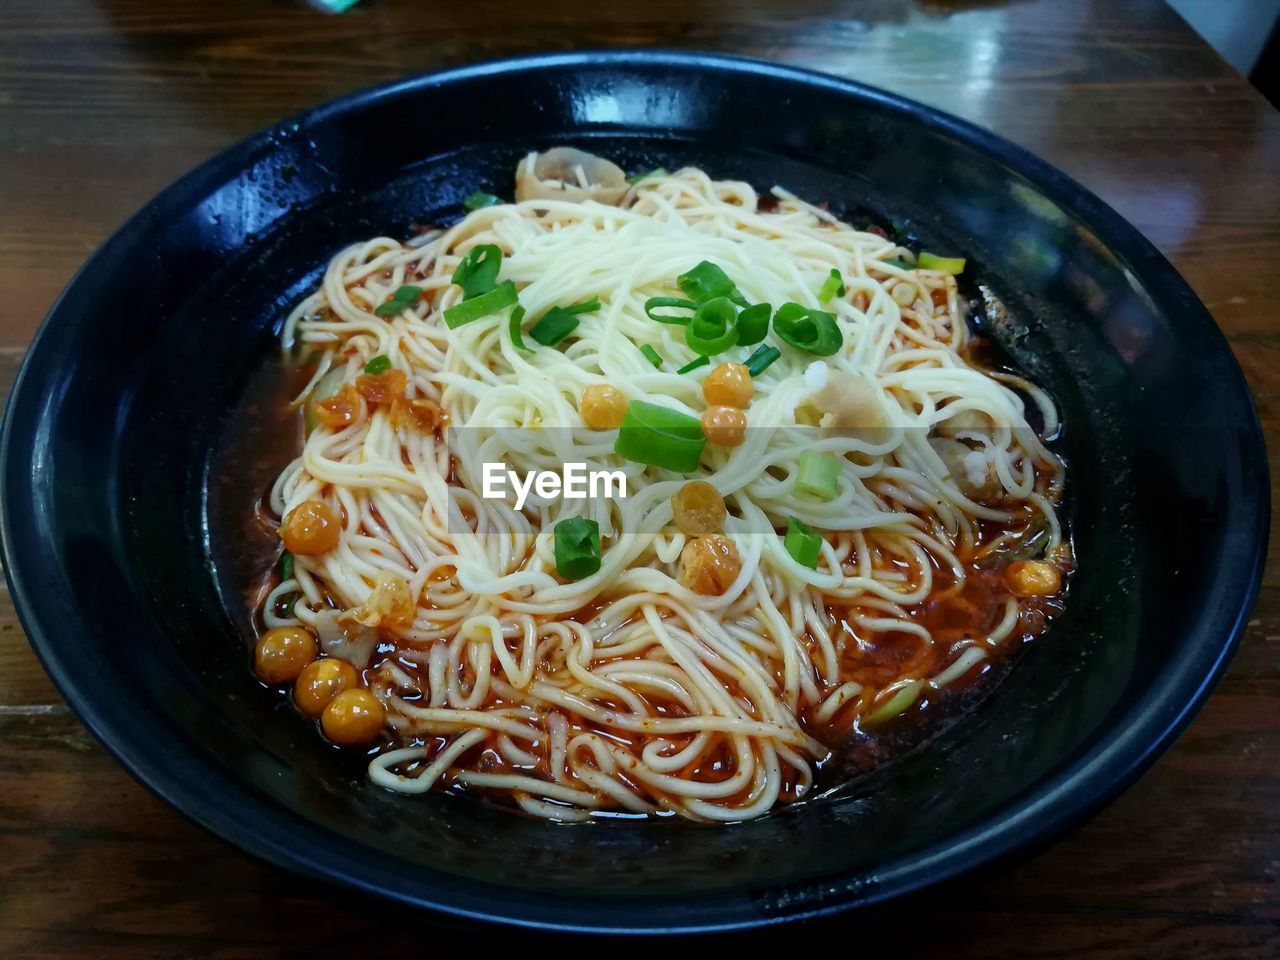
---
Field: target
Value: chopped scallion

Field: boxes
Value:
[373,284,422,317]
[452,244,503,299]
[554,517,602,580]
[796,450,840,500]
[917,251,966,274]
[508,305,532,352]
[463,191,502,211]
[677,261,747,306]
[528,306,579,347]
[880,257,915,270]
[818,269,846,303]
[626,167,669,185]
[614,400,706,473]
[735,302,771,346]
[639,344,663,368]
[773,303,843,356]
[364,354,392,375]
[644,297,698,325]
[676,355,710,374]
[304,365,348,433]
[864,679,923,727]
[783,517,823,569]
[280,551,293,581]
[563,296,601,316]
[443,280,518,328]
[744,344,781,377]
[685,297,739,356]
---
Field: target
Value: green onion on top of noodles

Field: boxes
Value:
[684,297,740,356]
[452,244,504,299]
[796,451,839,500]
[818,268,845,303]
[528,306,579,347]
[735,302,771,346]
[643,297,698,324]
[508,305,532,352]
[373,284,421,317]
[772,303,842,356]
[562,296,600,316]
[443,280,517,328]
[614,400,705,472]
[677,260,747,306]
[676,355,710,375]
[744,344,781,377]
[554,517,601,580]
[638,344,663,369]
[783,516,823,568]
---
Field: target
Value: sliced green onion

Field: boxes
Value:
[677,261,747,306]
[880,257,915,270]
[818,269,846,303]
[528,306,579,347]
[644,297,697,325]
[363,354,392,375]
[796,450,840,500]
[1010,517,1050,560]
[276,591,302,618]
[563,296,601,316]
[443,280,518,329]
[554,518,602,580]
[311,365,347,402]
[773,303,843,356]
[614,400,706,473]
[783,517,823,569]
[735,302,771,346]
[744,345,781,377]
[304,365,348,432]
[626,167,668,185]
[864,679,923,727]
[685,297,739,356]
[917,251,966,274]
[508,305,532,352]
[463,191,502,211]
[280,551,293,581]
[677,355,710,374]
[373,284,422,317]
[452,244,503,299]
[639,344,663,368]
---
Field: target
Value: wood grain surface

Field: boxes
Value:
[1,0,1277,956]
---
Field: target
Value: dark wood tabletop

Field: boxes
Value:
[2,0,1277,956]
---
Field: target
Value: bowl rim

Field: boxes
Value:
[1,49,1269,934]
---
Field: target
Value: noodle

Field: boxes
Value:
[259,157,1068,822]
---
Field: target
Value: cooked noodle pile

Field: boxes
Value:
[262,152,1067,821]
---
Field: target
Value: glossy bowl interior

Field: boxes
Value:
[0,52,1267,933]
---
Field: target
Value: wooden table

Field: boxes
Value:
[2,0,1276,955]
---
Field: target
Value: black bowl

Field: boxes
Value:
[1,52,1268,933]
